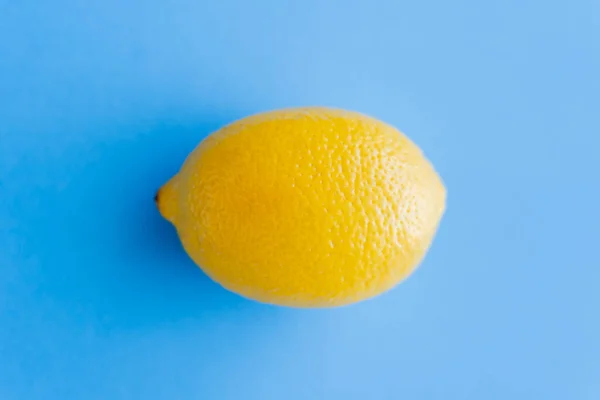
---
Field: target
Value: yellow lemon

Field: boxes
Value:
[156,107,446,307]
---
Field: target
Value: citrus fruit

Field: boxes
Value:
[155,107,446,307]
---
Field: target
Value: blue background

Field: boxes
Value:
[1,1,599,399]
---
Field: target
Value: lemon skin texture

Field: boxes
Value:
[156,107,446,308]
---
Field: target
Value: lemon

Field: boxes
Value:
[155,107,446,307]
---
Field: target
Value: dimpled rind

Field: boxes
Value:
[157,107,446,307]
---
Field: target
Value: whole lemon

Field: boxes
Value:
[156,107,446,307]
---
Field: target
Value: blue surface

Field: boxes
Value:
[1,1,599,399]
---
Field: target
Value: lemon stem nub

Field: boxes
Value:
[155,176,180,224]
